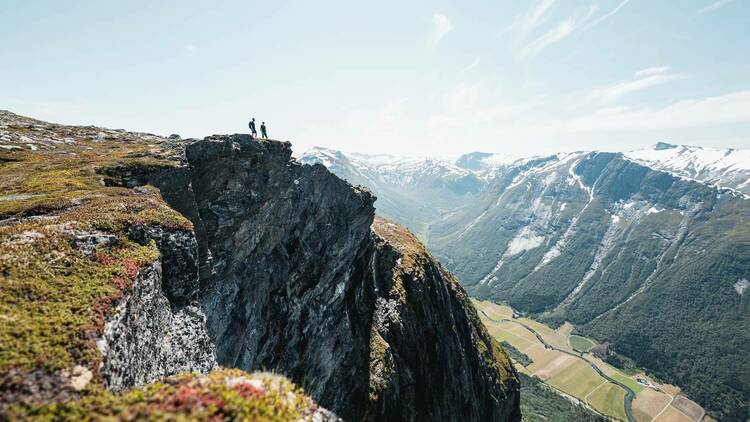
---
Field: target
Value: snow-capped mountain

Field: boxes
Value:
[299,144,750,418]
[624,142,750,194]
[298,147,508,236]
[299,147,511,188]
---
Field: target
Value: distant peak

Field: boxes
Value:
[653,141,677,150]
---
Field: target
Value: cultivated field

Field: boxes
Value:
[472,299,704,422]
[547,360,602,398]
[569,334,597,352]
[587,383,628,421]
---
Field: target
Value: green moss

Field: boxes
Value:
[368,330,394,402]
[0,130,191,380]
[6,369,321,421]
[0,214,161,374]
[476,334,516,384]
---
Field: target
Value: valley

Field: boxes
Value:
[473,300,706,422]
[302,146,749,420]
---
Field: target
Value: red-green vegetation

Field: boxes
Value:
[5,369,322,421]
[0,114,190,393]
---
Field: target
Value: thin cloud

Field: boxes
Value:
[427,14,453,50]
[562,90,750,133]
[506,0,556,43]
[460,57,480,74]
[635,66,671,77]
[520,19,576,58]
[588,67,683,103]
[694,0,734,16]
[184,44,197,53]
[510,2,600,58]
[581,0,630,32]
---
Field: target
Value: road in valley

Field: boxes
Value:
[478,309,637,422]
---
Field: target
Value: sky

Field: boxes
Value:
[2,0,749,157]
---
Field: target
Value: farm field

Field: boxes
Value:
[569,334,597,352]
[472,299,703,422]
[612,371,645,394]
[587,383,628,421]
[547,360,602,398]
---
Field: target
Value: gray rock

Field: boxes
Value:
[145,135,520,422]
[71,232,119,257]
[97,260,216,391]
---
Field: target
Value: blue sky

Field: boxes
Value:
[2,0,749,156]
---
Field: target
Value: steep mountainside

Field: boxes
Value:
[0,111,520,421]
[302,146,750,420]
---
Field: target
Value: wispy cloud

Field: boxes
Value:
[184,44,197,53]
[520,18,577,58]
[580,0,630,32]
[587,67,682,103]
[460,57,480,74]
[427,13,453,50]
[506,0,556,44]
[694,0,735,16]
[508,1,615,58]
[562,90,750,133]
[635,66,672,77]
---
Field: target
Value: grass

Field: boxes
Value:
[611,371,645,394]
[0,116,190,385]
[569,334,597,352]
[472,299,514,320]
[546,360,603,399]
[586,383,628,421]
[5,368,320,421]
[485,324,536,351]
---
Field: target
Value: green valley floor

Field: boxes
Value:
[473,300,710,422]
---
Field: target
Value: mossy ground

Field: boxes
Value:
[5,368,321,421]
[0,112,338,421]
[0,116,190,390]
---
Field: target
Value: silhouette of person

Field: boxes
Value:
[248,118,257,138]
[260,122,268,139]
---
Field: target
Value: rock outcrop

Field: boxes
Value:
[0,111,520,421]
[151,135,521,421]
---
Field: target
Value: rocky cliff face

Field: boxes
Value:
[150,135,520,421]
[0,111,519,421]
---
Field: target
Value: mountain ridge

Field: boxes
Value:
[301,143,750,421]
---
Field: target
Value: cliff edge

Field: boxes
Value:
[0,111,519,421]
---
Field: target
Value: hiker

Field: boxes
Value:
[260,122,268,139]
[248,118,257,138]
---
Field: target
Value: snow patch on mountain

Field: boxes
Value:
[735,278,749,295]
[625,142,750,194]
[505,226,545,257]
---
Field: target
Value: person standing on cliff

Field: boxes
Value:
[248,118,257,138]
[260,122,268,139]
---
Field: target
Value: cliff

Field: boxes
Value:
[0,111,519,421]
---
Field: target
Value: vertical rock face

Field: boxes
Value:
[367,218,520,421]
[98,226,216,391]
[149,135,520,421]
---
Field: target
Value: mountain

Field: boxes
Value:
[298,147,509,238]
[300,144,750,421]
[625,142,750,194]
[0,111,520,421]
